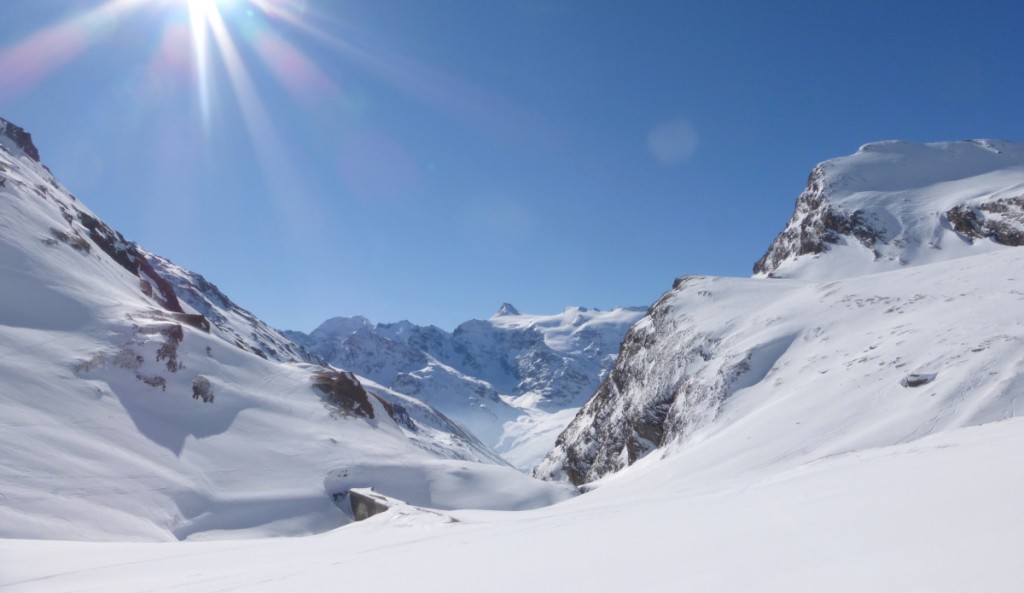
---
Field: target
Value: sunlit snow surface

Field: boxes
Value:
[3,417,1022,592]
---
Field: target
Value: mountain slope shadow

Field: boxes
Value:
[107,372,252,456]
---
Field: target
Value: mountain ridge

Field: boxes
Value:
[287,304,646,467]
[754,139,1024,280]
[538,139,1024,485]
[0,117,572,541]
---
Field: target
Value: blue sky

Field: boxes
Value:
[2,0,1023,331]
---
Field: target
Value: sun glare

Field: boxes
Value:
[184,0,223,12]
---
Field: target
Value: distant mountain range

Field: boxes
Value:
[285,303,645,467]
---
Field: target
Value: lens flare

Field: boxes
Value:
[0,0,146,101]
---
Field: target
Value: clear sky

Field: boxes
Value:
[2,0,1023,331]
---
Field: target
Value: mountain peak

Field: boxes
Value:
[0,117,41,162]
[494,303,520,317]
[753,139,1024,280]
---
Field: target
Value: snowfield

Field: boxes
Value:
[3,416,1022,592]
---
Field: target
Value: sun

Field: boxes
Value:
[0,0,330,128]
[181,0,229,21]
[184,0,223,11]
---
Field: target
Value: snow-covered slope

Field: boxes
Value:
[0,118,571,541]
[289,304,645,466]
[146,253,321,364]
[755,139,1024,280]
[538,140,1024,484]
[5,415,1023,592]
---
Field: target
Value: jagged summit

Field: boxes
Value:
[0,117,41,162]
[288,304,645,468]
[754,139,1024,280]
[493,303,521,317]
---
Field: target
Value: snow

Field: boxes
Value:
[541,245,1024,483]
[289,305,645,467]
[761,139,1024,280]
[4,123,1024,590]
[0,126,569,543]
[495,406,581,469]
[2,417,1022,592]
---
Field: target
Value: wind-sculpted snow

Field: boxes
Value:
[0,118,564,541]
[540,140,1024,485]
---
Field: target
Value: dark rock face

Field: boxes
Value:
[0,118,41,161]
[946,197,1024,246]
[753,165,881,276]
[349,489,391,521]
[313,369,378,419]
[74,210,187,314]
[901,373,937,388]
[535,279,737,485]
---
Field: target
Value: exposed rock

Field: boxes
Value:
[902,372,937,388]
[946,197,1024,246]
[0,118,41,161]
[348,488,392,521]
[146,254,317,364]
[289,307,645,446]
[753,140,1024,280]
[313,369,377,419]
[494,303,520,317]
[754,165,881,276]
[191,375,214,403]
[541,140,1024,486]
[535,278,748,485]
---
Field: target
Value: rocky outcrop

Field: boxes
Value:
[753,165,880,276]
[313,369,379,419]
[534,278,748,485]
[753,140,1024,280]
[146,254,318,363]
[946,197,1024,246]
[0,118,41,161]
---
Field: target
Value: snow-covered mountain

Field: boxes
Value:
[754,139,1024,279]
[5,136,1024,592]
[287,304,645,466]
[537,139,1024,484]
[0,118,572,541]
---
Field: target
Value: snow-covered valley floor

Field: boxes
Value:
[4,415,1022,593]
